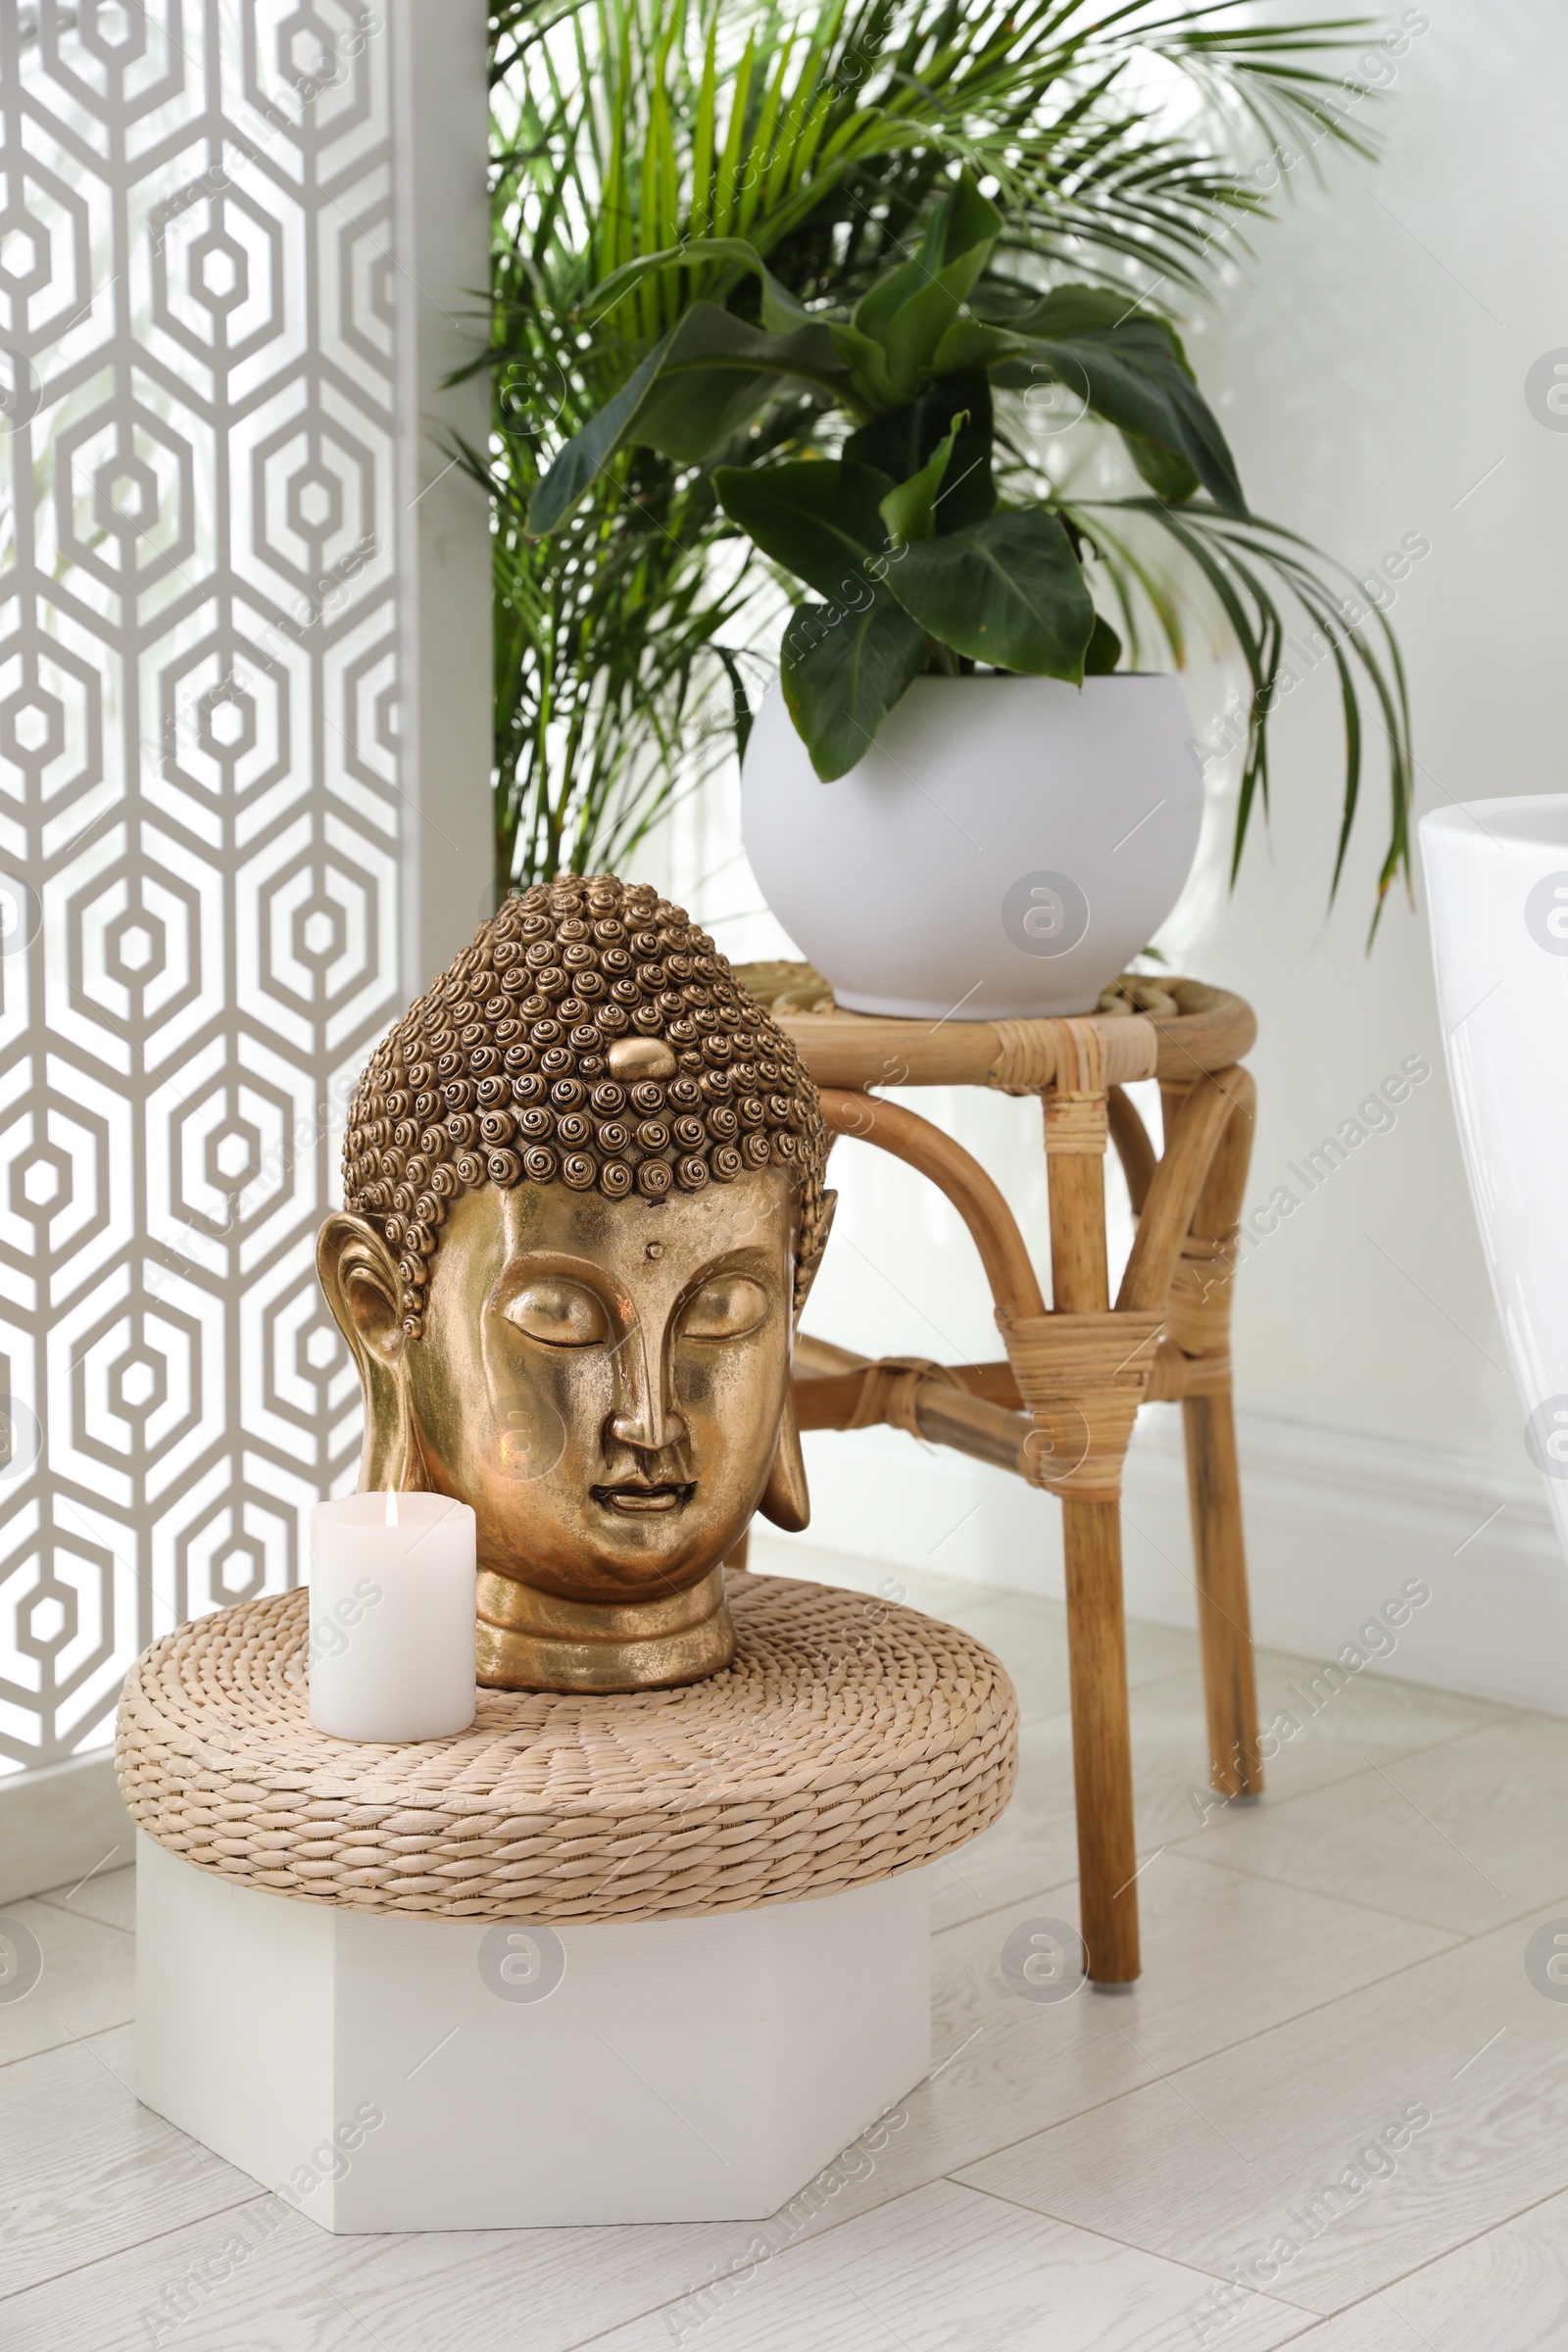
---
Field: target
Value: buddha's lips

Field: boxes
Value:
[591,1481,694,1515]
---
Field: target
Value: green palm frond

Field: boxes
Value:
[1065,496,1415,934]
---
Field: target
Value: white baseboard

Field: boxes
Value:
[0,1749,135,1905]
[786,1407,1568,1719]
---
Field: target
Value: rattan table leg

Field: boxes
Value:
[1184,1389,1262,1798]
[1048,1131,1140,1986]
[1168,1072,1263,1802]
[1061,1495,1142,1984]
[1047,1153,1110,1313]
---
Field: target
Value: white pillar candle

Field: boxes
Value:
[308,1493,477,1742]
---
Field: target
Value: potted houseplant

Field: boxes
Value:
[526,169,1410,1016]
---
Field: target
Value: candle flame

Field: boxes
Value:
[385,1488,398,1527]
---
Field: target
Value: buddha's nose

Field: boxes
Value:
[608,1397,689,1454]
[608,1336,688,1455]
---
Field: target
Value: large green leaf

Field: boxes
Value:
[851,171,1002,355]
[851,173,1002,401]
[527,306,850,533]
[524,329,675,537]
[843,372,996,533]
[853,258,932,354]
[1122,427,1200,504]
[1007,285,1164,343]
[928,318,1026,377]
[581,236,908,413]
[713,459,891,602]
[918,172,1005,276]
[1083,612,1123,674]
[997,287,1245,515]
[886,509,1096,677]
[588,228,986,416]
[881,259,981,400]
[879,416,963,546]
[833,295,909,411]
[622,308,852,462]
[780,595,927,781]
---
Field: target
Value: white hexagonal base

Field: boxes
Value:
[133,1832,931,2230]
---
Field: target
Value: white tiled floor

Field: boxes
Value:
[6,1554,1568,2351]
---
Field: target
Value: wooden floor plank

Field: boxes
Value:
[1170,1713,1568,1935]
[34,1860,137,1936]
[0,1896,136,2068]
[577,2178,1310,2352]
[0,2027,260,2301]
[957,1901,1568,2318]
[932,1649,1498,1935]
[1276,2186,1568,2349]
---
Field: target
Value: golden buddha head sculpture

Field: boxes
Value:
[317,874,834,1694]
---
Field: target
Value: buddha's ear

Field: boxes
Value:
[791,1187,836,1332]
[318,1213,403,1357]
[761,1187,835,1534]
[317,1214,423,1491]
[758,1388,809,1533]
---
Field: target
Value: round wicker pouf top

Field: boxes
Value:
[117,1574,1018,1925]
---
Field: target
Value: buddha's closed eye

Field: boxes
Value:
[680,1275,768,1341]
[505,1279,611,1348]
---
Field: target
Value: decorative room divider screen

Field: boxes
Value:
[0,2,487,1781]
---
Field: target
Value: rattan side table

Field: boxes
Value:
[752,971,1263,1987]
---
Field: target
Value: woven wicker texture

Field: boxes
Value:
[117,1574,1017,1923]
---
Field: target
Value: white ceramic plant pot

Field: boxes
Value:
[1422,797,1568,1560]
[741,673,1202,1019]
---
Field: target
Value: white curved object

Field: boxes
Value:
[741,674,1202,1019]
[1422,797,1568,1555]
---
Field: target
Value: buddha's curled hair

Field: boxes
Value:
[343,873,833,1337]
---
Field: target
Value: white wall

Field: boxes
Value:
[1183,0,1567,1465]
[652,0,1568,1710]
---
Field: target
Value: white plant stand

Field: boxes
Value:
[136,1831,931,2231]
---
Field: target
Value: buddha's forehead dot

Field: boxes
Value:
[646,1241,664,1260]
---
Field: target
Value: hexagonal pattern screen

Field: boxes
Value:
[0,4,404,1770]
